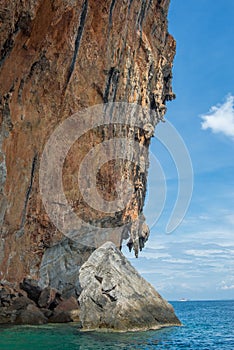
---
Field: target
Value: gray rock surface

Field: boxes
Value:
[39,238,94,298]
[78,242,181,331]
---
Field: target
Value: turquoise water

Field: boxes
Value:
[0,300,233,349]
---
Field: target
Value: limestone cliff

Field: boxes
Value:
[0,0,175,296]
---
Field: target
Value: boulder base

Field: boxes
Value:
[79,242,181,331]
[0,281,80,324]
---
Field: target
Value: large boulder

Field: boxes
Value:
[78,242,181,331]
[15,304,48,325]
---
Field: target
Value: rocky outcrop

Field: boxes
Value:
[0,280,80,324]
[0,243,180,329]
[79,242,181,331]
[0,0,175,291]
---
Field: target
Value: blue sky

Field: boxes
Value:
[124,0,234,300]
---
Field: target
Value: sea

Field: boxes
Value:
[0,300,233,349]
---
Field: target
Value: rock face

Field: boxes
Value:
[38,238,94,298]
[79,242,181,331]
[0,0,175,292]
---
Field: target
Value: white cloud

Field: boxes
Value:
[201,94,234,139]
[163,258,192,264]
[198,215,210,220]
[219,279,234,290]
[221,284,234,290]
[139,252,171,259]
[185,249,226,257]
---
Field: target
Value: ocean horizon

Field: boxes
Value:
[0,299,233,349]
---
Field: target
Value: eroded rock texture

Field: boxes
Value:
[0,0,175,292]
[79,242,181,331]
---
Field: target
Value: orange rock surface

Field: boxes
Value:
[0,0,175,289]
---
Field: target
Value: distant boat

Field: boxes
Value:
[179,298,188,302]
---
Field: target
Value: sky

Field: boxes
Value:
[123,0,234,301]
